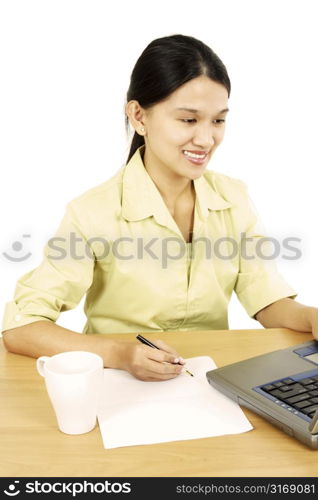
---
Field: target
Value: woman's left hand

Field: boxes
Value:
[307,307,318,341]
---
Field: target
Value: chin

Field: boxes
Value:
[190,172,205,180]
[188,166,207,178]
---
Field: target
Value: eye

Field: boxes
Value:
[180,119,196,123]
[180,118,226,125]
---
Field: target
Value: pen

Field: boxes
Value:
[136,334,194,377]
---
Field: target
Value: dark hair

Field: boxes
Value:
[125,34,231,164]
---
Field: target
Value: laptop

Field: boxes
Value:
[206,339,318,449]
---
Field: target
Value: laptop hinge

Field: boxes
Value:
[308,410,318,434]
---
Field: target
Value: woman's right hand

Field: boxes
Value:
[114,339,185,381]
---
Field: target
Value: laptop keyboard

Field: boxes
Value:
[260,375,318,420]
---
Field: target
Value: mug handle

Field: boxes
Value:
[36,356,50,377]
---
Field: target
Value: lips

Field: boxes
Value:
[182,150,209,160]
[183,150,208,155]
[182,150,208,165]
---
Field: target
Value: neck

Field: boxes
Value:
[142,147,194,213]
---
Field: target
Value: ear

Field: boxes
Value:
[126,100,146,134]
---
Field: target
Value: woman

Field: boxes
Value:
[2,34,318,381]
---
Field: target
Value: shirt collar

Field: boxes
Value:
[121,145,232,224]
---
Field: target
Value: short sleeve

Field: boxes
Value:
[1,202,95,333]
[234,184,297,320]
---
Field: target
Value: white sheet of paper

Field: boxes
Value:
[97,356,253,449]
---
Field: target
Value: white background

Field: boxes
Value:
[1,0,317,334]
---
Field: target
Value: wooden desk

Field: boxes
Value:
[1,328,317,477]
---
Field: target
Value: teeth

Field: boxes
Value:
[183,150,206,159]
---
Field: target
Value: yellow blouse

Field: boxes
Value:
[2,145,296,334]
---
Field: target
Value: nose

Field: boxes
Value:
[192,124,216,150]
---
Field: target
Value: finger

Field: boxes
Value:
[132,358,182,381]
[148,373,181,381]
[145,357,183,377]
[137,348,183,375]
[142,345,182,365]
[142,368,182,381]
[312,330,318,341]
[151,339,185,364]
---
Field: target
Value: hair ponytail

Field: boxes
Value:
[125,128,145,163]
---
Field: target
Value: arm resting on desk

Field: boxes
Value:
[2,321,125,367]
[255,297,317,336]
[2,321,183,381]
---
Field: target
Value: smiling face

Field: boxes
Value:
[140,75,229,182]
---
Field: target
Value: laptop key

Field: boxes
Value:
[262,384,276,392]
[286,393,311,404]
[270,389,290,398]
[281,378,295,385]
[279,385,295,392]
[301,378,316,385]
[303,384,317,391]
[294,400,314,409]
[272,385,306,399]
[309,390,318,397]
[302,404,318,415]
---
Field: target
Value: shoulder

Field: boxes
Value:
[63,167,125,235]
[69,167,124,209]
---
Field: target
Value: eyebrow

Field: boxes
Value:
[175,107,229,114]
